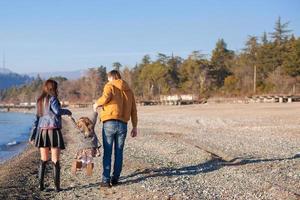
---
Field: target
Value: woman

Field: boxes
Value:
[29,79,72,192]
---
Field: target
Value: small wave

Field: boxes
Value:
[0,140,22,151]
[7,140,20,146]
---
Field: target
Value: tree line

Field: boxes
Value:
[1,17,299,104]
[0,67,108,103]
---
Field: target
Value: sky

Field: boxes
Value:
[0,0,299,74]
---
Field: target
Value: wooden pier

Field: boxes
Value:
[248,95,300,103]
[138,95,300,106]
[0,102,69,112]
[137,94,206,106]
[0,104,35,112]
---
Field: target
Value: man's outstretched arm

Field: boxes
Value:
[95,84,112,107]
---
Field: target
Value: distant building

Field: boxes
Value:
[159,94,198,105]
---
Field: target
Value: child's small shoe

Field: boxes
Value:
[71,160,82,175]
[86,163,94,176]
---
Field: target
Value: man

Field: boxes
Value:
[94,70,138,187]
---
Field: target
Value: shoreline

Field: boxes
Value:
[0,141,28,164]
[0,110,43,199]
[0,142,41,199]
[0,111,35,165]
[0,117,71,200]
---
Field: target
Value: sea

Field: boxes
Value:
[0,112,34,163]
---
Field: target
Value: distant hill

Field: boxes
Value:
[0,68,33,90]
[0,67,12,74]
[28,69,86,80]
[0,68,88,90]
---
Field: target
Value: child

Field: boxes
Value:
[70,110,101,176]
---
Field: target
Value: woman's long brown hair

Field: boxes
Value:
[37,79,58,117]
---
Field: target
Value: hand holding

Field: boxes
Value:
[93,103,98,112]
[66,110,72,116]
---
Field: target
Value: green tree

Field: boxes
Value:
[210,39,234,88]
[166,54,182,92]
[223,75,239,95]
[131,55,152,96]
[270,17,292,70]
[138,58,170,97]
[86,66,107,100]
[122,66,133,88]
[141,55,151,65]
[261,31,268,45]
[283,36,300,77]
[112,62,122,71]
[179,51,211,95]
[270,17,292,45]
[157,53,169,64]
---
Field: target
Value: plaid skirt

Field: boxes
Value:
[35,129,65,149]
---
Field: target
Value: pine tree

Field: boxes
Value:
[112,62,122,71]
[261,32,268,45]
[270,17,292,45]
[283,36,300,77]
[211,39,234,88]
[179,51,211,95]
[269,17,292,72]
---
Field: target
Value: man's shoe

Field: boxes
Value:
[111,179,119,186]
[294,152,300,158]
[100,182,111,188]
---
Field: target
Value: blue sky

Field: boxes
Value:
[0,0,299,73]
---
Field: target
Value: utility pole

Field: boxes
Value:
[292,83,296,94]
[253,52,257,94]
[253,64,257,94]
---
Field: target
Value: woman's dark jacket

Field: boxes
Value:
[29,96,71,141]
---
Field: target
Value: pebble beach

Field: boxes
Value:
[0,103,299,200]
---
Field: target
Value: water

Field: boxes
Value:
[0,112,34,163]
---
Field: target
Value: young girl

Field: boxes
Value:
[29,79,72,192]
[70,110,101,176]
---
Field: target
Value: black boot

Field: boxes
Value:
[38,160,47,191]
[53,161,61,192]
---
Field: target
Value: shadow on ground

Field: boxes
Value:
[61,155,299,192]
[120,155,299,185]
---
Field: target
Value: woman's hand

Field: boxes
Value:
[67,110,72,116]
[29,140,34,145]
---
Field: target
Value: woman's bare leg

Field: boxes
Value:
[40,147,49,161]
[51,148,60,163]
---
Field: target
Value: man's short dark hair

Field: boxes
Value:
[108,70,121,80]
